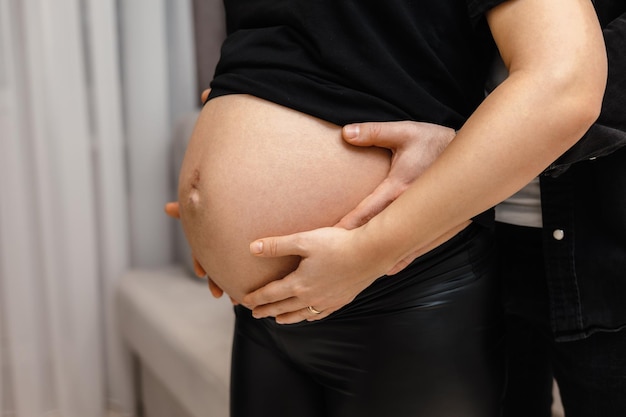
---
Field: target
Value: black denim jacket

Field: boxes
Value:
[540,5,626,342]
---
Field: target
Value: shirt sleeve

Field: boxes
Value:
[466,0,509,25]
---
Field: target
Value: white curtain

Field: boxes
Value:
[0,0,134,415]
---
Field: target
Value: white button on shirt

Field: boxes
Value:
[553,229,565,241]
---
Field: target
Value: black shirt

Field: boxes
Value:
[209,0,506,128]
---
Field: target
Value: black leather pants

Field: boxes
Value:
[231,223,504,417]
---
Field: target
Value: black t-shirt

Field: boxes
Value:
[209,0,508,128]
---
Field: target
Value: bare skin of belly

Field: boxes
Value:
[178,95,391,303]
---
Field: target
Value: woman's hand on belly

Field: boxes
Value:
[243,226,387,323]
[243,220,470,324]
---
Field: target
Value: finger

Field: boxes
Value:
[250,233,306,258]
[164,201,181,218]
[277,306,322,324]
[249,295,301,319]
[335,180,400,229]
[274,309,311,324]
[193,256,207,277]
[243,277,298,310]
[277,304,338,324]
[200,88,211,104]
[304,306,336,322]
[342,121,412,148]
[207,278,224,298]
[387,257,415,276]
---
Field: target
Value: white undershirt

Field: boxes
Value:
[495,177,543,228]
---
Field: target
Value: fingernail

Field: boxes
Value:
[343,124,359,139]
[250,240,263,254]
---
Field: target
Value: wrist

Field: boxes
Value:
[354,216,411,275]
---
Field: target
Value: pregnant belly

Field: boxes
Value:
[178,95,391,303]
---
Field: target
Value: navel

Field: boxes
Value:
[187,169,201,205]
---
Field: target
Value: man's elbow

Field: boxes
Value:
[573,64,606,126]
[550,52,607,138]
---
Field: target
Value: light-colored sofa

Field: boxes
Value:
[118,266,233,417]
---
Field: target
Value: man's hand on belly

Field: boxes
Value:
[336,121,455,230]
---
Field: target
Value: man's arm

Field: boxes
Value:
[341,7,626,235]
[340,8,626,230]
[546,11,626,176]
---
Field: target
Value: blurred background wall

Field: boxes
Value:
[0,0,224,415]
